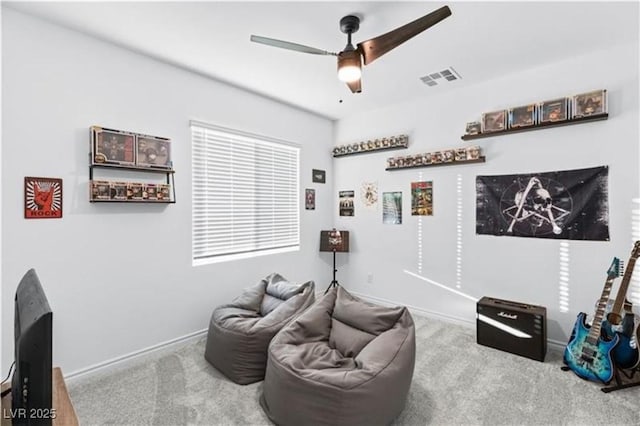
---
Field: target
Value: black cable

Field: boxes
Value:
[1,361,15,385]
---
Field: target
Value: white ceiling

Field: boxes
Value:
[5,1,639,120]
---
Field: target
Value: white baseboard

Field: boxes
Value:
[350,290,566,353]
[65,328,208,382]
[66,293,569,382]
[349,290,476,328]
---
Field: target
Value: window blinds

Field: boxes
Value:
[191,122,300,263]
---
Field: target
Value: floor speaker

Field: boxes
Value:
[477,296,547,362]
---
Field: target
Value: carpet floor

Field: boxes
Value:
[67,315,640,425]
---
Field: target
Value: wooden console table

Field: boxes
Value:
[1,367,78,426]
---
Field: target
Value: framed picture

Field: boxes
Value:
[312,169,326,184]
[361,182,378,208]
[509,104,536,128]
[382,192,402,224]
[539,98,569,123]
[465,121,482,135]
[136,135,171,169]
[25,177,63,219]
[339,190,355,216]
[455,148,467,162]
[482,110,507,133]
[91,126,135,166]
[573,90,607,118]
[305,188,315,210]
[411,181,433,216]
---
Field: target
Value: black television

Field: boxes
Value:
[11,269,53,426]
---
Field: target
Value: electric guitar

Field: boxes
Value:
[563,258,621,383]
[602,241,640,369]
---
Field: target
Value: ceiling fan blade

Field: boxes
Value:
[357,5,452,66]
[346,78,362,94]
[250,35,338,56]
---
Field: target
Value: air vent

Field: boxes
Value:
[420,66,461,87]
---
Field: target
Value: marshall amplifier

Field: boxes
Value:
[477,296,547,362]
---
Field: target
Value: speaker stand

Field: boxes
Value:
[324,250,340,294]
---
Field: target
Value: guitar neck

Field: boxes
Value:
[612,256,637,314]
[588,276,616,341]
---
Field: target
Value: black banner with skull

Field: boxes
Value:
[476,166,609,241]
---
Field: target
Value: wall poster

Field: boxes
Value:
[305,188,315,210]
[476,166,609,240]
[383,191,403,224]
[411,181,433,216]
[24,177,63,219]
[339,190,354,216]
[361,181,378,210]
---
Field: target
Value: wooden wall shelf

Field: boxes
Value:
[386,156,486,171]
[333,144,408,157]
[90,163,174,174]
[89,199,175,204]
[461,113,608,141]
[89,160,176,203]
[333,135,409,158]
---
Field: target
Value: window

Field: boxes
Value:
[191,121,300,265]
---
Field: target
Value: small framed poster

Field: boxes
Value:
[305,189,315,210]
[24,177,63,219]
[382,192,402,224]
[312,169,326,184]
[339,190,354,216]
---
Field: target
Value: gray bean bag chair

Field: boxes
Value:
[260,286,416,426]
[204,273,315,385]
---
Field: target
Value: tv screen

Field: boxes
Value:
[11,269,53,426]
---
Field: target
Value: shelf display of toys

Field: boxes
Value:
[333,134,409,157]
[90,180,173,203]
[462,89,608,140]
[89,125,176,204]
[386,145,484,170]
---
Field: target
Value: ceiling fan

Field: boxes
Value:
[250,5,452,94]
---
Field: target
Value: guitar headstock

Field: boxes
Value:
[632,241,640,260]
[607,257,622,279]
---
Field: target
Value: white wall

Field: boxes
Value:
[1,8,334,374]
[334,42,639,344]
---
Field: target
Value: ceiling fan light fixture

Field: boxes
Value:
[337,50,362,83]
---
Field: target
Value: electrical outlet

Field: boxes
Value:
[367,274,374,284]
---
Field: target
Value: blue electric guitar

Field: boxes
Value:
[602,241,640,369]
[564,258,621,384]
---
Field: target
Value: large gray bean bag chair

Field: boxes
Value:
[260,286,415,426]
[204,273,315,385]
